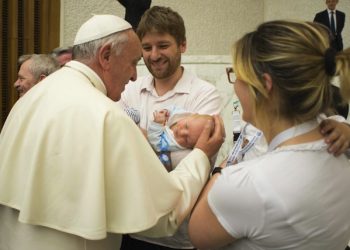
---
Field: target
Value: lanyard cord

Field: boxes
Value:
[268,119,319,152]
[226,124,262,166]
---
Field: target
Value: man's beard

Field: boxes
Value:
[146,52,181,79]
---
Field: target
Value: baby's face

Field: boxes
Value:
[171,116,208,148]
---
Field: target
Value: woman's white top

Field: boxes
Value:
[209,139,350,250]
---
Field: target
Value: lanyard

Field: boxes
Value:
[226,124,263,166]
[267,119,319,152]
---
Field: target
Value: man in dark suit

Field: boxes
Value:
[314,0,345,51]
[314,0,349,123]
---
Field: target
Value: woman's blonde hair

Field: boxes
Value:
[232,20,350,130]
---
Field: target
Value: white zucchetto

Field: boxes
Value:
[74,14,132,45]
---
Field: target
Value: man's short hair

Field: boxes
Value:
[51,46,73,57]
[137,6,186,45]
[18,54,60,80]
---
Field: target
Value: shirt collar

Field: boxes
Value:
[140,67,193,95]
[327,8,337,14]
[65,60,107,96]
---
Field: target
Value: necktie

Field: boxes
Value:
[330,11,336,34]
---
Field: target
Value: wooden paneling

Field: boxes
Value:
[0,0,60,129]
[8,0,19,108]
[0,0,16,127]
[0,0,3,125]
[23,0,35,54]
[46,0,60,52]
[38,0,60,53]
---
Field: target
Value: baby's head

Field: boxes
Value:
[170,114,213,149]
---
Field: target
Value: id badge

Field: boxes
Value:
[232,110,241,142]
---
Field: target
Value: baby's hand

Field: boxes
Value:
[320,119,350,156]
[153,109,170,125]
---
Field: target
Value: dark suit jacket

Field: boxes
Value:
[314,9,345,51]
[331,85,349,119]
[117,0,152,30]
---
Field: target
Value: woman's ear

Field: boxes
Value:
[262,73,273,93]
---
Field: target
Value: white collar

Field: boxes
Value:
[65,60,107,95]
[140,67,193,95]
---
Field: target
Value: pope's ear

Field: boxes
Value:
[98,43,112,69]
[262,73,273,93]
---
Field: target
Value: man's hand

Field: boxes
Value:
[195,115,225,159]
[320,119,350,156]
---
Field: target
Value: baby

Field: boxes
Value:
[147,106,213,171]
[120,103,214,170]
[148,107,213,151]
[147,106,212,152]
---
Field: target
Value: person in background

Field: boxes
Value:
[117,0,151,30]
[314,0,348,119]
[0,14,224,250]
[329,84,349,119]
[14,53,59,98]
[51,46,73,66]
[189,20,350,250]
[314,0,345,52]
[120,6,222,250]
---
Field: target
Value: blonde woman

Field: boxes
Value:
[189,20,350,250]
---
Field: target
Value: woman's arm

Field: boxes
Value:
[188,172,236,249]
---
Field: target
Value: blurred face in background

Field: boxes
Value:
[14,59,38,98]
[326,0,338,10]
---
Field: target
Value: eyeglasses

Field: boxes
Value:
[226,67,236,84]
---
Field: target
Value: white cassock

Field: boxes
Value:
[0,61,210,250]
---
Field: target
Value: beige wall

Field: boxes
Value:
[61,0,349,54]
[264,0,349,50]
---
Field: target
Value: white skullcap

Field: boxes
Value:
[74,14,132,45]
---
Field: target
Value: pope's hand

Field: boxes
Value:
[195,115,225,159]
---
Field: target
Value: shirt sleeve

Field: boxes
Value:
[138,148,211,237]
[191,85,222,115]
[147,121,164,151]
[208,166,265,239]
